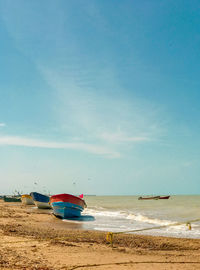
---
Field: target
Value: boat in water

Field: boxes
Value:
[50,193,87,219]
[3,196,21,202]
[30,192,51,209]
[138,196,160,200]
[21,194,34,205]
[159,195,170,199]
[138,195,170,200]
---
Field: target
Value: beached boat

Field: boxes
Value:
[30,192,51,209]
[138,196,160,200]
[50,193,87,218]
[159,195,170,199]
[21,194,34,205]
[3,196,21,202]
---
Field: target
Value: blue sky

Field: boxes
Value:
[0,0,200,195]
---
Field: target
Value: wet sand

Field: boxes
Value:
[1,201,200,269]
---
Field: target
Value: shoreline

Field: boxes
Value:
[1,201,200,269]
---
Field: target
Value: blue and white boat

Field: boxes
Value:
[30,192,51,209]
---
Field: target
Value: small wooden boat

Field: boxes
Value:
[159,195,170,199]
[138,196,160,200]
[30,192,51,209]
[50,193,87,219]
[3,196,21,202]
[21,194,34,205]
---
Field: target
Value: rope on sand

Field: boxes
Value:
[106,218,200,246]
[69,261,200,270]
[0,219,199,247]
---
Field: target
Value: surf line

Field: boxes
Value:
[106,218,200,246]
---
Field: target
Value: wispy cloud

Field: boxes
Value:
[39,65,162,145]
[0,136,120,158]
[182,161,192,168]
[100,132,150,143]
[0,123,6,127]
[0,2,164,150]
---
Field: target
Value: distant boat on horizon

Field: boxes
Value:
[138,195,170,200]
[159,195,170,199]
[138,196,160,200]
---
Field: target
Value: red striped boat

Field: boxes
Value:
[50,193,87,218]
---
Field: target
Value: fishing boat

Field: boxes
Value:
[3,196,21,202]
[21,194,34,205]
[50,193,87,219]
[30,192,51,209]
[138,196,160,200]
[159,195,170,199]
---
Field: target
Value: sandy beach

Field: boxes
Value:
[1,201,200,269]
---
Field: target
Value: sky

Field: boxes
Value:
[0,0,200,195]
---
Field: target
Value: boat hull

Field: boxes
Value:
[3,196,21,202]
[21,195,34,205]
[138,196,160,200]
[52,201,83,218]
[50,194,86,219]
[159,196,170,199]
[34,200,51,209]
[30,192,51,209]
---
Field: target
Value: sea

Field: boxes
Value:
[63,195,200,239]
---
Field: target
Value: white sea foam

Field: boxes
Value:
[85,208,174,227]
[127,213,173,226]
[83,208,125,218]
[61,196,200,238]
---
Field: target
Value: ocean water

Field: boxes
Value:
[63,195,200,238]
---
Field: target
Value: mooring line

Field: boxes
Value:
[106,218,200,245]
[69,261,200,270]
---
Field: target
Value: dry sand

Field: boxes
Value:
[0,201,200,269]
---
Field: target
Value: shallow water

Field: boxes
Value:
[63,195,200,238]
